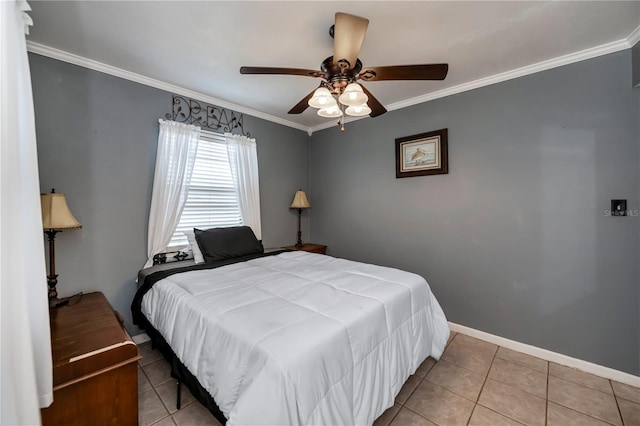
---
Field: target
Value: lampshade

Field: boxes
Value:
[41,193,82,230]
[338,83,368,106]
[345,103,372,117]
[308,87,335,109]
[290,190,311,209]
[317,105,342,118]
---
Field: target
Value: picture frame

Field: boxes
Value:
[395,128,448,178]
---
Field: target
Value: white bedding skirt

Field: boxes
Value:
[141,251,449,425]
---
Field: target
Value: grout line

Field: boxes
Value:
[475,344,498,403]
[548,400,620,426]
[465,343,498,426]
[466,404,476,426]
[148,412,172,426]
[547,368,616,395]
[612,382,626,426]
[384,404,402,425]
[547,398,621,426]
[495,348,549,375]
[545,364,549,426]
[402,405,442,425]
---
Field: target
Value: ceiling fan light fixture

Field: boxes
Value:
[338,83,368,106]
[308,87,335,108]
[317,105,342,118]
[345,103,372,117]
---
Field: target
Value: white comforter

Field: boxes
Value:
[141,251,449,425]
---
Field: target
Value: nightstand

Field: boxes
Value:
[282,243,327,254]
[41,292,141,426]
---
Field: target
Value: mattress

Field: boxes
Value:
[140,251,449,425]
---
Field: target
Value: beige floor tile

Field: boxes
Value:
[547,401,612,426]
[612,381,640,404]
[425,359,485,401]
[172,401,222,426]
[405,381,475,426]
[396,374,422,404]
[390,408,437,426]
[446,332,457,347]
[441,336,497,376]
[548,375,621,426]
[455,334,499,355]
[143,358,173,387]
[155,380,196,414]
[151,416,176,426]
[617,397,640,426]
[478,379,546,426]
[138,366,153,394]
[495,347,548,373]
[549,363,612,394]
[138,389,170,426]
[488,358,547,398]
[138,342,164,366]
[468,404,523,426]
[373,403,401,426]
[414,357,436,378]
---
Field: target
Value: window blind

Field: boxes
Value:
[169,132,242,248]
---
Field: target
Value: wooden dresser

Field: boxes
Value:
[282,243,327,254]
[41,292,141,426]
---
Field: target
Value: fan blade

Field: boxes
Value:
[240,66,324,78]
[288,86,321,114]
[333,12,369,70]
[359,84,387,117]
[358,64,448,81]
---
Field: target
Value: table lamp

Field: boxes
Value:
[41,189,82,308]
[290,189,311,247]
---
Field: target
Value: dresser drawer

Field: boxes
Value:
[41,292,141,426]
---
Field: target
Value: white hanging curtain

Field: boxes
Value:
[225,133,262,240]
[144,120,200,268]
[1,0,53,424]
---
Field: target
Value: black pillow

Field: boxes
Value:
[194,226,264,262]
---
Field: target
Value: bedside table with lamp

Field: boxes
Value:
[284,189,327,254]
[39,189,140,425]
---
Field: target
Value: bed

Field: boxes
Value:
[132,240,449,425]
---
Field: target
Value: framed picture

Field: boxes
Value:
[395,128,448,178]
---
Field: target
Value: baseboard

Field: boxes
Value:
[448,322,640,387]
[132,333,150,345]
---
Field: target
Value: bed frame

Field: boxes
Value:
[142,316,228,424]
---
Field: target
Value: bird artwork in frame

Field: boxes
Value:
[395,128,448,178]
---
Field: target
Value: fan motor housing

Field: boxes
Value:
[321,56,362,93]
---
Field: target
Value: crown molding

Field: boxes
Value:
[28,32,637,137]
[26,41,310,134]
[628,24,640,47]
[310,35,635,134]
[386,37,631,113]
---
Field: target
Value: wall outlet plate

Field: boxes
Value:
[611,199,627,216]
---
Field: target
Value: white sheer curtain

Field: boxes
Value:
[225,133,262,240]
[1,1,53,424]
[144,120,200,268]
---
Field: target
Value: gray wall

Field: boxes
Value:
[30,54,309,334]
[309,50,640,375]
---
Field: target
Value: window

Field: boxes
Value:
[168,132,242,248]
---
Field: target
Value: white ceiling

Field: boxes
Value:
[27,1,640,133]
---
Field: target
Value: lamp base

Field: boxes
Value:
[47,273,60,309]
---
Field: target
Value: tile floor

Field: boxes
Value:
[137,332,640,426]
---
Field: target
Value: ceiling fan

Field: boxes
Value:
[240,12,448,128]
